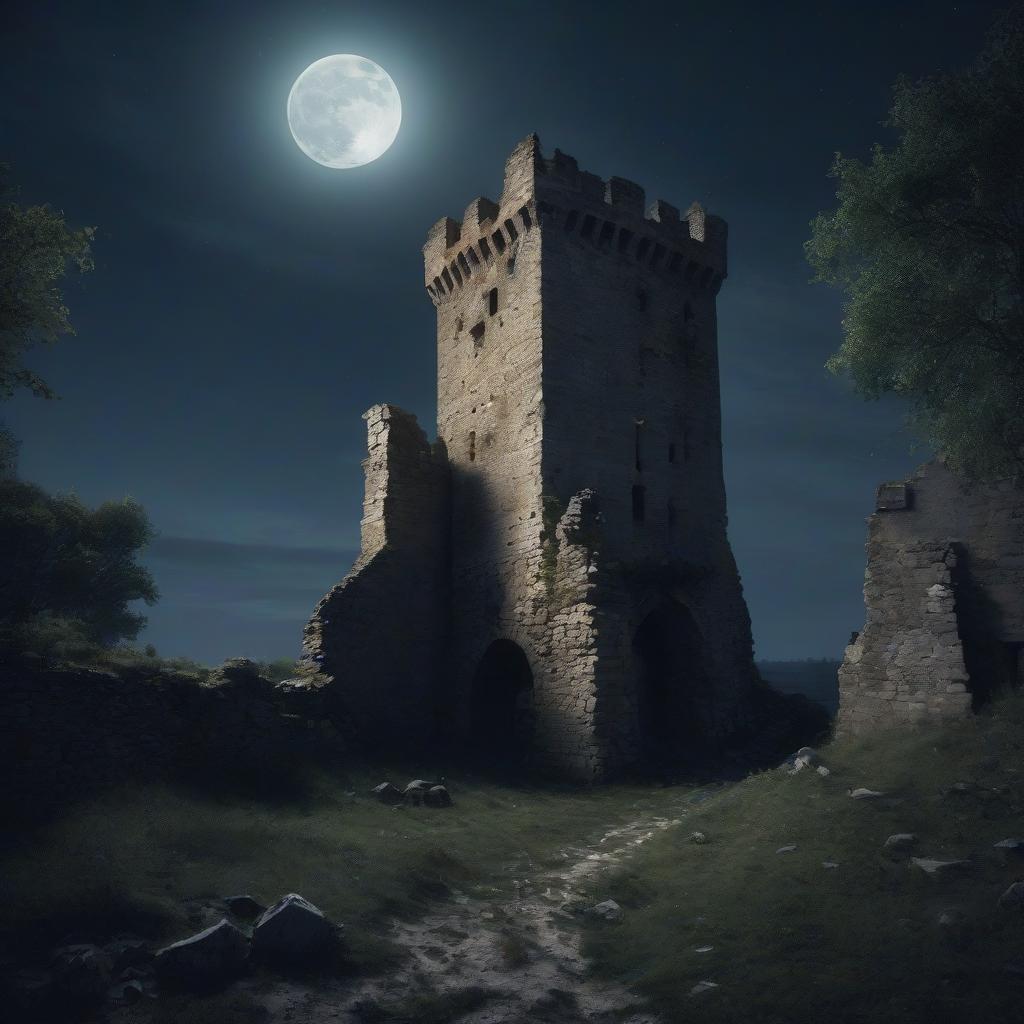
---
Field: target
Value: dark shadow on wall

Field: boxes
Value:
[469,639,534,770]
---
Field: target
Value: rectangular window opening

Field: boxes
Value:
[466,246,481,267]
[581,214,596,238]
[503,218,518,241]
[478,236,493,260]
[441,268,454,291]
[668,442,676,463]
[632,484,646,523]
[565,209,579,232]
[598,220,615,246]
[468,430,476,462]
[518,205,533,229]
[470,321,485,348]
[651,243,666,268]
[457,252,472,278]
[450,261,463,286]
[492,229,507,253]
[488,287,498,316]
[617,228,633,253]
[634,421,643,471]
[635,238,651,262]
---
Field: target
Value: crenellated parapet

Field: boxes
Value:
[423,134,728,305]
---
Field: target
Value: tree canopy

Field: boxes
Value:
[0,478,158,646]
[0,164,94,401]
[806,7,1024,479]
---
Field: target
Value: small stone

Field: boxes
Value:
[822,861,839,869]
[776,845,797,854]
[372,782,404,805]
[816,764,831,777]
[423,785,453,808]
[695,945,714,953]
[588,899,623,922]
[884,833,917,850]
[849,788,886,800]
[994,838,1024,855]
[998,882,1024,910]
[937,908,965,926]
[910,857,972,877]
[690,980,719,996]
[154,919,248,987]
[252,894,339,963]
[688,831,708,845]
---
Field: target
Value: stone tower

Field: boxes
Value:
[304,135,756,778]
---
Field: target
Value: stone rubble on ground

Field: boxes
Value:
[909,857,972,877]
[848,788,886,800]
[251,893,340,963]
[884,833,918,850]
[373,782,404,805]
[776,845,797,854]
[588,899,623,922]
[154,919,248,987]
[690,980,719,996]
[997,882,1024,910]
[688,831,708,844]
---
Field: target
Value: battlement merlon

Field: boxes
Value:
[422,134,728,289]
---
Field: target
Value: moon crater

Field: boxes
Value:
[287,54,401,169]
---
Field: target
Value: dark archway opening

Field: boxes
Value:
[470,640,534,766]
[633,601,712,766]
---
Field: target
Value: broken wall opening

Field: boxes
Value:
[632,600,712,765]
[470,639,534,764]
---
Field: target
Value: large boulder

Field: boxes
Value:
[423,785,453,808]
[373,782,404,806]
[154,919,249,988]
[251,893,339,964]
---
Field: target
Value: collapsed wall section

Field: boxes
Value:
[838,459,1024,734]
[302,404,449,744]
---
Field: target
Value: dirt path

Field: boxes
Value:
[250,787,718,1023]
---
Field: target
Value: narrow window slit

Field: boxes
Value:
[457,252,472,278]
[651,243,666,268]
[668,442,676,463]
[441,268,454,291]
[617,228,633,253]
[565,210,579,232]
[492,229,507,253]
[468,431,476,462]
[581,214,596,238]
[632,485,646,523]
[478,237,493,260]
[519,205,533,229]
[635,238,651,261]
[504,218,518,241]
[488,288,498,316]
[450,262,463,286]
[598,221,615,246]
[466,246,481,267]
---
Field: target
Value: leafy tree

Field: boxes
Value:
[0,478,158,647]
[806,7,1024,478]
[0,164,94,400]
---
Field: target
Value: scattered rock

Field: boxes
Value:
[154,919,249,987]
[103,936,150,974]
[944,781,977,796]
[690,980,719,996]
[884,833,918,851]
[423,785,453,808]
[998,882,1024,910]
[688,831,708,845]
[816,764,831,777]
[372,782,404,805]
[588,899,623,922]
[776,845,797,854]
[910,857,972,877]
[109,978,145,1006]
[849,788,886,800]
[223,894,267,920]
[994,838,1024,857]
[252,893,340,963]
[937,908,965,926]
[695,945,714,953]
[51,944,112,1000]
[822,861,839,869]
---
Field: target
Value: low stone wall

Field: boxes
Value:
[0,659,338,819]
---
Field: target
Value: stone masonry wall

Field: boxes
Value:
[838,459,1024,735]
[422,136,756,776]
[302,405,449,744]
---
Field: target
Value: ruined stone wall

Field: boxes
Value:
[0,661,332,819]
[302,405,449,744]
[838,459,1024,734]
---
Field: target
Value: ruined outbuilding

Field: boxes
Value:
[302,135,757,778]
[838,459,1024,735]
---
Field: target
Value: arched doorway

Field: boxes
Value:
[470,639,534,762]
[632,601,711,764]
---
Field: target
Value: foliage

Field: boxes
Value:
[0,164,94,400]
[255,657,302,682]
[0,477,158,646]
[807,7,1024,478]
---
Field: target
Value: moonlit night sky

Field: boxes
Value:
[1,1,1006,664]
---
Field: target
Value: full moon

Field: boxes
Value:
[287,54,401,169]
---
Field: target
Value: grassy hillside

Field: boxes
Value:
[581,692,1024,1024]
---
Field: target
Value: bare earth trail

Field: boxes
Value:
[251,786,722,1023]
